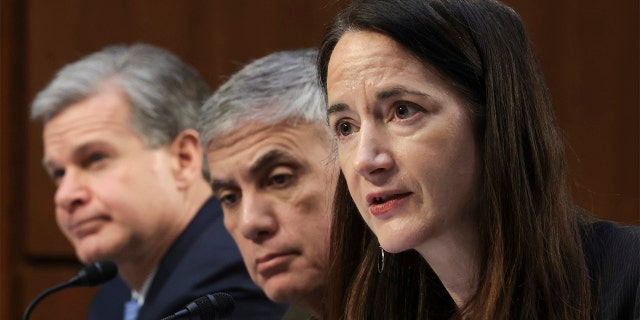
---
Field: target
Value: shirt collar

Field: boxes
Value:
[131,267,157,305]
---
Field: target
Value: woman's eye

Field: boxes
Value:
[336,120,354,136]
[394,103,419,120]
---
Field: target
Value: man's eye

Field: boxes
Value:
[219,193,239,206]
[89,153,106,163]
[336,120,354,136]
[270,174,291,187]
[82,152,107,168]
[50,168,65,184]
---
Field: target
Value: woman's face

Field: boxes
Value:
[326,30,480,254]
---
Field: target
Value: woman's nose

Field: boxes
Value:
[352,123,394,180]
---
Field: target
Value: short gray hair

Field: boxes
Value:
[198,49,326,149]
[31,43,211,148]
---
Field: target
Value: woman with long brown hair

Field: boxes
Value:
[317,0,640,319]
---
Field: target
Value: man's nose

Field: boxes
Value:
[54,169,90,214]
[238,192,278,242]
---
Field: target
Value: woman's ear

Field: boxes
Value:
[167,129,204,189]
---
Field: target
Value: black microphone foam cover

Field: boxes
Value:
[70,260,118,287]
[204,292,235,317]
[162,292,235,320]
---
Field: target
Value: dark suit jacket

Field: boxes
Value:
[88,196,288,319]
[582,221,640,320]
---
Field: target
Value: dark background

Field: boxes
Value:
[1,0,638,319]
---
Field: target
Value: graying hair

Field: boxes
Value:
[198,49,326,149]
[31,43,211,148]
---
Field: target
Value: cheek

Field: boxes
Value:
[415,136,479,208]
[236,239,256,270]
[337,147,362,202]
[344,182,369,222]
[294,188,323,218]
[55,209,71,234]
[93,166,141,199]
[224,218,245,249]
[230,237,259,283]
[336,143,355,174]
[222,214,235,232]
[451,139,481,206]
[103,164,174,210]
[292,184,332,230]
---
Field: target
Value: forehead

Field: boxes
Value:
[327,31,440,100]
[206,121,331,176]
[43,89,137,156]
[328,31,418,79]
[326,31,466,111]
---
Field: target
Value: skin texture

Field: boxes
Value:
[206,120,337,315]
[43,86,207,289]
[326,30,481,305]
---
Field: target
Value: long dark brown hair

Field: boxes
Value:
[318,0,593,319]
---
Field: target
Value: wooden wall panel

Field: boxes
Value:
[1,1,11,317]
[1,0,26,318]
[20,263,97,320]
[505,0,639,224]
[1,0,10,315]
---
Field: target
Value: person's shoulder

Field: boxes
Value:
[582,220,640,320]
[582,220,640,266]
[584,220,640,252]
[280,305,318,320]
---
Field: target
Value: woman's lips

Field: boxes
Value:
[367,192,412,216]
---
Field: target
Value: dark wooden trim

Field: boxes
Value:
[1,0,26,318]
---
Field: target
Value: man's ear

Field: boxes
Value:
[168,129,203,189]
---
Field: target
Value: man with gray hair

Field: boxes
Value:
[31,43,287,320]
[198,49,337,319]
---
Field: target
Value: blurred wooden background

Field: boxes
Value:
[1,0,637,319]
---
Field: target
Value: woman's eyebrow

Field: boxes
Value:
[376,87,428,100]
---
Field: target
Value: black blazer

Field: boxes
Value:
[88,197,288,320]
[582,221,640,320]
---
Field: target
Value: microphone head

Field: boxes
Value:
[161,292,235,320]
[71,260,118,287]
[188,292,235,319]
[208,292,235,317]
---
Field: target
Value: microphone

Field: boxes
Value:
[161,292,235,320]
[22,260,118,320]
